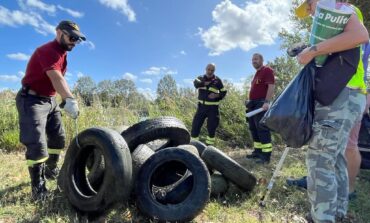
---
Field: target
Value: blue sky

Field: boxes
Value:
[0,0,294,98]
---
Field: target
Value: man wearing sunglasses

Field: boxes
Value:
[15,20,86,201]
[294,0,368,222]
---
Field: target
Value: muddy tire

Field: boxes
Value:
[210,171,229,197]
[177,144,199,157]
[59,127,132,214]
[132,144,155,181]
[189,139,207,155]
[135,147,210,222]
[201,146,256,191]
[121,116,190,152]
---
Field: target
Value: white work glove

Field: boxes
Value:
[63,97,79,119]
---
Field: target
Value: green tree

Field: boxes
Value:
[350,0,370,30]
[96,80,114,107]
[113,79,138,107]
[156,74,178,100]
[74,76,96,106]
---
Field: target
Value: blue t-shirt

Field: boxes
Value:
[363,42,370,77]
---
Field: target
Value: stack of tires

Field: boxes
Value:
[58,116,256,222]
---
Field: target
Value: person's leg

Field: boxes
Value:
[254,110,272,164]
[45,97,66,179]
[306,88,365,223]
[206,105,219,145]
[16,93,50,201]
[345,120,362,195]
[191,104,207,139]
[246,101,263,158]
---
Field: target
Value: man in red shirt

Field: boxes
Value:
[15,20,85,201]
[245,53,275,164]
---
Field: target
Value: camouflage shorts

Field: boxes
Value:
[306,88,366,223]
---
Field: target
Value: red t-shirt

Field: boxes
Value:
[22,40,67,96]
[249,66,275,100]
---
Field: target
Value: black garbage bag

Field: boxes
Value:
[260,62,315,148]
[358,113,370,169]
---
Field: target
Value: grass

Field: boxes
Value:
[1,146,370,223]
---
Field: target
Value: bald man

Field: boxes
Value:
[191,64,227,145]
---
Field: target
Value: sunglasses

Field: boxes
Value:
[62,30,81,43]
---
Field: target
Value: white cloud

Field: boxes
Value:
[6,53,30,61]
[17,71,25,78]
[142,67,161,75]
[0,75,21,82]
[142,66,177,76]
[98,0,136,22]
[81,40,96,50]
[123,72,137,80]
[180,50,186,55]
[77,72,85,78]
[19,0,56,14]
[140,78,152,84]
[57,5,84,18]
[199,0,292,56]
[0,5,55,35]
[166,69,178,75]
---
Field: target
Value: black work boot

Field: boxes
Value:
[246,149,261,159]
[255,152,271,164]
[45,154,60,180]
[28,163,48,201]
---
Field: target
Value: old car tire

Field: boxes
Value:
[135,147,210,222]
[177,144,199,157]
[189,139,207,155]
[210,171,229,197]
[132,144,155,180]
[121,116,190,152]
[59,127,132,214]
[201,146,256,191]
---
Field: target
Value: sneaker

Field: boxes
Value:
[286,176,307,189]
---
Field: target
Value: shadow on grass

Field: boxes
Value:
[0,181,29,204]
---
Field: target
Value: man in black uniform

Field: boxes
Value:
[191,63,227,145]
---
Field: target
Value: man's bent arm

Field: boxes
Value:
[46,70,74,99]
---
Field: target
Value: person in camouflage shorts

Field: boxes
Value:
[307,88,365,222]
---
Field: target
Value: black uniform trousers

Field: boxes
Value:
[246,100,271,145]
[16,90,65,163]
[191,103,219,138]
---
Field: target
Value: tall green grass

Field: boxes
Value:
[0,84,255,153]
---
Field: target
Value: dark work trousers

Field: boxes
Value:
[16,91,65,163]
[191,104,220,138]
[246,100,271,145]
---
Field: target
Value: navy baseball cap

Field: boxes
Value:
[56,20,86,41]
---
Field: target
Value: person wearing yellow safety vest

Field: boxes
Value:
[295,0,369,222]
[287,0,370,205]
[245,53,275,164]
[191,63,227,145]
